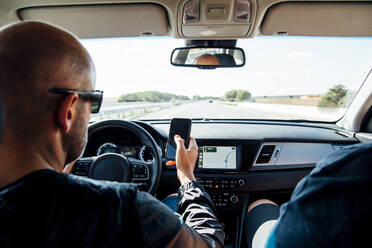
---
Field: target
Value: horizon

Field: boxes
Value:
[101,91,326,102]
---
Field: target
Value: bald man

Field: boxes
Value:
[0,21,224,247]
[194,54,220,66]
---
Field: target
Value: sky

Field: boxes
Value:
[81,36,372,99]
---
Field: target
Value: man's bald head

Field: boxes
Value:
[194,54,220,66]
[0,21,95,137]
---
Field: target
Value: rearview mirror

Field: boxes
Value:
[170,47,245,69]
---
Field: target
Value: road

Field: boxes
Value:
[139,101,344,121]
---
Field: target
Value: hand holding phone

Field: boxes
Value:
[174,135,198,184]
[166,118,192,160]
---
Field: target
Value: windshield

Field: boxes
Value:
[81,36,372,122]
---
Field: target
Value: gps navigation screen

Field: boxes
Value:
[198,146,237,169]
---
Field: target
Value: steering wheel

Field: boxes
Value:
[71,120,162,195]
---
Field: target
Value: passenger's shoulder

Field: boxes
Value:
[314,142,372,174]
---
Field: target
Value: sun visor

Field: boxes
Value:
[18,4,169,38]
[261,2,372,37]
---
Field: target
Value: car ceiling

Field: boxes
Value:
[0,0,371,39]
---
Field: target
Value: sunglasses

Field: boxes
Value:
[48,88,103,113]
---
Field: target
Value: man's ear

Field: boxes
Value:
[57,93,79,133]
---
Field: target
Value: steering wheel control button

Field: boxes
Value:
[71,159,93,177]
[131,162,150,180]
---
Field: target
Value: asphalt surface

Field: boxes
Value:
[139,101,341,121]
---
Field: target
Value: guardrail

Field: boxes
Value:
[90,102,174,122]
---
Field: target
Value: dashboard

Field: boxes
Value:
[84,120,358,192]
[83,119,360,247]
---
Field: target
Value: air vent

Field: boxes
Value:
[256,145,276,164]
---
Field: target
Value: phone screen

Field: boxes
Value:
[166,118,192,160]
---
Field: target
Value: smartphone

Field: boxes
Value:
[166,118,192,160]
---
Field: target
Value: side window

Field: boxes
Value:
[367,118,372,133]
[361,106,372,133]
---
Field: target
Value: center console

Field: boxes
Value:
[195,176,249,247]
[196,177,245,210]
[194,144,247,247]
[162,141,261,247]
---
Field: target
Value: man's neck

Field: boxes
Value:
[0,134,65,189]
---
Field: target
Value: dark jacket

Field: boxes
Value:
[0,169,224,247]
[265,142,372,248]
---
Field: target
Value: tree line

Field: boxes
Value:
[118,91,189,102]
[118,90,252,103]
[117,85,350,107]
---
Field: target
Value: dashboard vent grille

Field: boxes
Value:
[256,145,276,164]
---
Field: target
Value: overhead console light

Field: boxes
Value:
[206,4,229,20]
[181,0,253,38]
[234,0,251,23]
[183,0,200,24]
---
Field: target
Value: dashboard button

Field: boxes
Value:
[230,194,238,204]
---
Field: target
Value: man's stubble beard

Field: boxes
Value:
[64,104,89,165]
